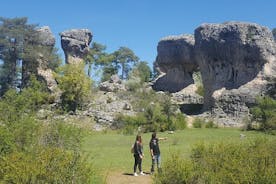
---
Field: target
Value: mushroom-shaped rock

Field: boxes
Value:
[153,34,198,92]
[60,29,92,64]
[194,21,276,125]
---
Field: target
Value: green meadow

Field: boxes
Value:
[82,128,276,176]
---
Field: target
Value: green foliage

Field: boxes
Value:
[195,85,205,96]
[116,91,186,133]
[85,42,110,77]
[205,120,217,128]
[0,147,94,184]
[101,63,118,82]
[250,96,276,133]
[192,118,204,128]
[0,17,60,93]
[0,76,97,183]
[154,138,276,184]
[40,121,83,151]
[112,46,139,79]
[56,63,92,112]
[153,153,194,184]
[129,61,152,83]
[0,17,36,93]
[171,113,187,130]
[193,71,205,96]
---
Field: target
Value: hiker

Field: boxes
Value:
[149,132,167,174]
[133,135,145,176]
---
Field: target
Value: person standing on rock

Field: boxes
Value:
[149,132,167,174]
[133,135,145,176]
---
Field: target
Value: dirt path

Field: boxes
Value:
[106,171,152,184]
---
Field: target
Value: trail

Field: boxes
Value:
[106,171,152,184]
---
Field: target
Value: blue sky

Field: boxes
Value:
[1,0,276,68]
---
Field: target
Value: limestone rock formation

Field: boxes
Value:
[60,29,92,64]
[99,75,126,92]
[153,21,276,126]
[37,26,55,46]
[194,22,276,125]
[153,34,198,92]
[22,26,59,99]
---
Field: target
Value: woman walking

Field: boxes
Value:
[133,135,145,176]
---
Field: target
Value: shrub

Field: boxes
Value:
[55,63,92,112]
[250,96,276,133]
[0,147,95,184]
[153,153,194,184]
[192,118,204,128]
[205,120,217,128]
[172,113,187,130]
[154,138,276,184]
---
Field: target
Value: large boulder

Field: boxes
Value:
[99,75,126,92]
[194,22,276,125]
[60,29,92,64]
[152,34,198,92]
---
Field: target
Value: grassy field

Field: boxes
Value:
[82,128,276,177]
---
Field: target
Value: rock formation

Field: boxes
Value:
[99,75,126,92]
[22,26,59,98]
[195,22,276,125]
[60,29,92,64]
[153,21,276,126]
[153,34,198,92]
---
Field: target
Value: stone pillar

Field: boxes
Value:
[60,29,92,64]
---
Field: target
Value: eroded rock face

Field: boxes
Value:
[22,26,59,99]
[194,22,276,125]
[99,75,126,92]
[60,29,92,64]
[153,34,198,92]
[37,26,55,46]
[153,22,276,126]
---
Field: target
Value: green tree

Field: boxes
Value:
[250,96,276,132]
[85,42,107,77]
[0,17,60,94]
[101,63,118,82]
[56,63,92,112]
[130,61,152,83]
[112,47,139,79]
[0,17,36,94]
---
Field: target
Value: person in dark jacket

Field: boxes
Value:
[149,132,167,174]
[133,135,145,176]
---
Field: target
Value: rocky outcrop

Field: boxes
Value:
[37,26,55,46]
[60,29,92,64]
[22,26,59,99]
[153,21,276,126]
[84,91,135,130]
[99,75,126,92]
[153,34,198,92]
[194,22,276,125]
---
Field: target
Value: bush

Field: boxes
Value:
[55,63,92,112]
[172,113,187,130]
[192,118,204,128]
[153,153,194,184]
[250,96,276,133]
[154,138,276,184]
[0,147,95,184]
[205,120,217,128]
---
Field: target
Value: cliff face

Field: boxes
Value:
[153,34,198,92]
[153,22,276,126]
[60,29,92,64]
